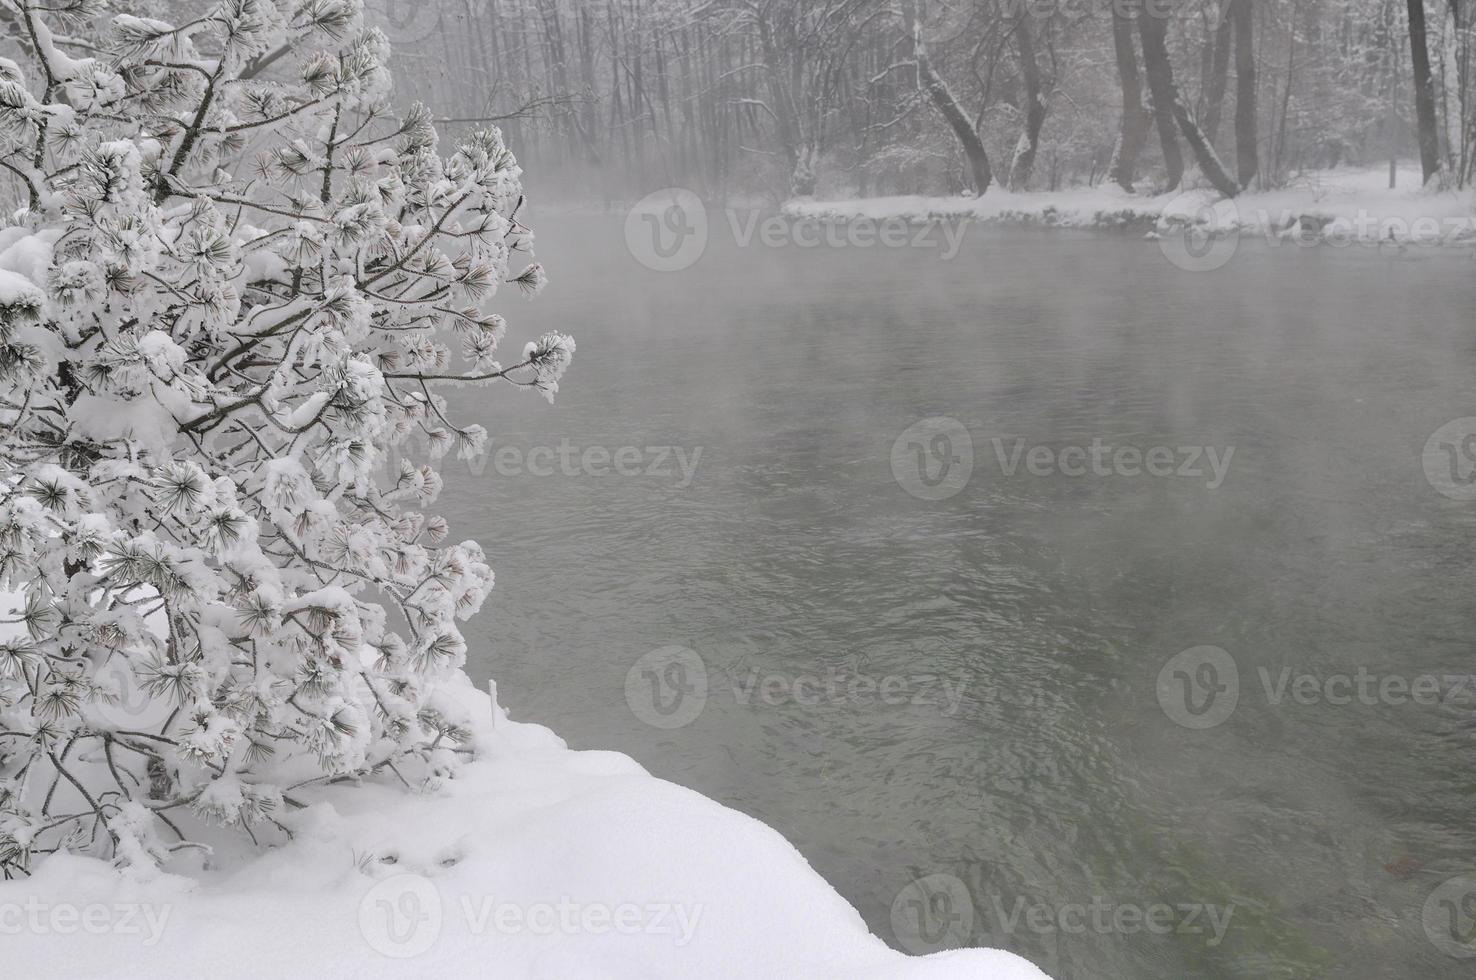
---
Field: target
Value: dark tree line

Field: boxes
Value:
[370,0,1474,199]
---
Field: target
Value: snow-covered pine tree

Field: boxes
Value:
[0,0,572,875]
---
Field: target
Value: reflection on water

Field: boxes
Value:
[443,213,1476,979]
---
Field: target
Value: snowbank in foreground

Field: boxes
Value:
[785,166,1476,248]
[2,673,1048,980]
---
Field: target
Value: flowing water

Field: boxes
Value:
[446,212,1476,979]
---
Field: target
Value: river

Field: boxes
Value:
[447,211,1476,979]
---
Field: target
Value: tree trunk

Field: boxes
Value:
[1232,0,1259,187]
[1107,10,1151,192]
[1407,0,1442,183]
[1137,9,1186,190]
[755,16,803,183]
[1139,9,1241,197]
[1008,12,1047,191]
[1389,41,1401,188]
[912,21,992,195]
[1203,6,1234,145]
[1455,0,1475,186]
[1442,0,1470,185]
[1272,11,1296,178]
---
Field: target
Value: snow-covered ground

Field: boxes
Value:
[2,671,1048,980]
[785,166,1476,249]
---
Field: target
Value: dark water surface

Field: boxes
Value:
[447,213,1476,979]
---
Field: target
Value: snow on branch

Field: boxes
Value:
[0,0,572,876]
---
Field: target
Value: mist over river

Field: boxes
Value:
[450,214,1476,979]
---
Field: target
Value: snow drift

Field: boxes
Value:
[1,672,1049,980]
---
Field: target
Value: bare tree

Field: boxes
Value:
[907,1,993,195]
[1008,9,1048,190]
[1107,8,1152,192]
[1408,0,1443,182]
[1202,2,1234,145]
[1231,0,1259,187]
[339,0,1474,199]
[1138,6,1240,196]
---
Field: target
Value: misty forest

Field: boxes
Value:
[1,0,1474,979]
[387,0,1476,199]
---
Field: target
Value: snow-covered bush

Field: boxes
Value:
[0,0,572,875]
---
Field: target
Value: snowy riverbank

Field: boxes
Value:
[3,671,1049,980]
[784,166,1476,250]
